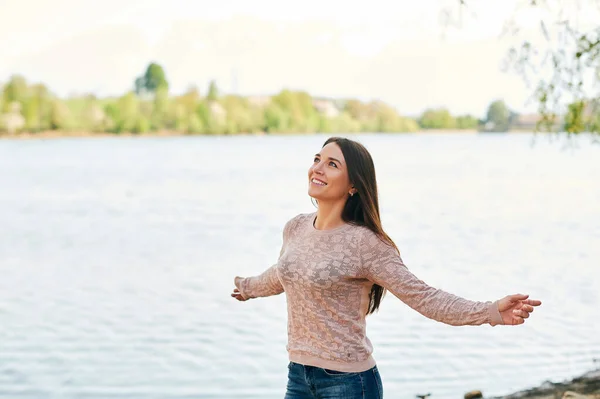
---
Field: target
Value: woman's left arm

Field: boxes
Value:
[359,233,541,326]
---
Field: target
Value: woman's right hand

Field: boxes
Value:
[231,276,249,301]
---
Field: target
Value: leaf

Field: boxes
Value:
[540,20,549,41]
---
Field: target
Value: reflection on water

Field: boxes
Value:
[0,133,598,399]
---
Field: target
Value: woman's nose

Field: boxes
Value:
[313,163,324,174]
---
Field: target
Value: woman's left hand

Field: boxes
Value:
[498,293,542,325]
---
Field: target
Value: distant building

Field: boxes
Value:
[513,113,542,130]
[583,100,599,118]
[247,95,271,107]
[209,101,227,122]
[313,98,340,118]
[1,102,26,134]
[512,113,563,131]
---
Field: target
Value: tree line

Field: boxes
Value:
[0,62,595,136]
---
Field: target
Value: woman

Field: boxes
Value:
[231,137,541,399]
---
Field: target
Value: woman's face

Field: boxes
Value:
[307,142,354,202]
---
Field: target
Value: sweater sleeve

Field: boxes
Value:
[234,216,296,300]
[359,231,503,326]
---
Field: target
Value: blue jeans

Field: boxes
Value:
[284,361,384,399]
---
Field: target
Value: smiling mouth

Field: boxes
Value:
[311,178,327,186]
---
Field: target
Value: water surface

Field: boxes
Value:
[0,133,598,398]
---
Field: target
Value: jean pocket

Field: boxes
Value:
[321,367,358,377]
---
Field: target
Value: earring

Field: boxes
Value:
[350,192,354,197]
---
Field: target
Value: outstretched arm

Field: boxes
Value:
[359,233,540,326]
[231,216,296,301]
[232,263,283,300]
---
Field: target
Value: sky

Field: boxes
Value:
[1,0,598,117]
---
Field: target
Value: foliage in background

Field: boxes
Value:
[451,0,600,139]
[0,63,534,135]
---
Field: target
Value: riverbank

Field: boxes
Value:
[0,128,514,140]
[0,130,199,140]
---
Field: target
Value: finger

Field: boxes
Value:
[234,293,248,301]
[524,299,542,306]
[513,316,525,325]
[513,309,529,318]
[521,304,535,313]
[509,293,529,302]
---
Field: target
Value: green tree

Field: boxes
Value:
[264,102,291,133]
[419,108,456,129]
[112,92,140,133]
[376,103,401,132]
[2,75,28,112]
[455,114,479,129]
[187,113,204,134]
[133,115,151,133]
[135,62,169,96]
[485,100,511,132]
[453,1,600,137]
[220,95,261,134]
[151,86,170,129]
[196,101,213,133]
[564,101,586,134]
[590,106,600,133]
[319,112,362,133]
[271,90,320,132]
[78,95,107,132]
[564,100,600,134]
[372,102,417,132]
[173,103,188,132]
[343,100,378,131]
[168,86,202,133]
[195,100,227,134]
[207,80,219,102]
[400,117,420,132]
[103,101,120,133]
[50,99,73,130]
[23,83,53,132]
[176,86,201,113]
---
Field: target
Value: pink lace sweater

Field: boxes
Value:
[235,212,503,372]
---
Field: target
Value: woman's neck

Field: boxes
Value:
[314,201,346,231]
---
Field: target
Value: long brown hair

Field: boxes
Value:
[320,136,400,315]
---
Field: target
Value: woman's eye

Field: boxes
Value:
[313,157,319,163]
[329,161,338,168]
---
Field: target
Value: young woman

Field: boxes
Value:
[231,137,541,399]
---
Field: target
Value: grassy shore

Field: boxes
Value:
[0,130,204,140]
[0,128,505,140]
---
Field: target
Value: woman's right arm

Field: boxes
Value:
[231,216,297,300]
[233,263,283,300]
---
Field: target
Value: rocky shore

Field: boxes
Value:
[463,368,600,399]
